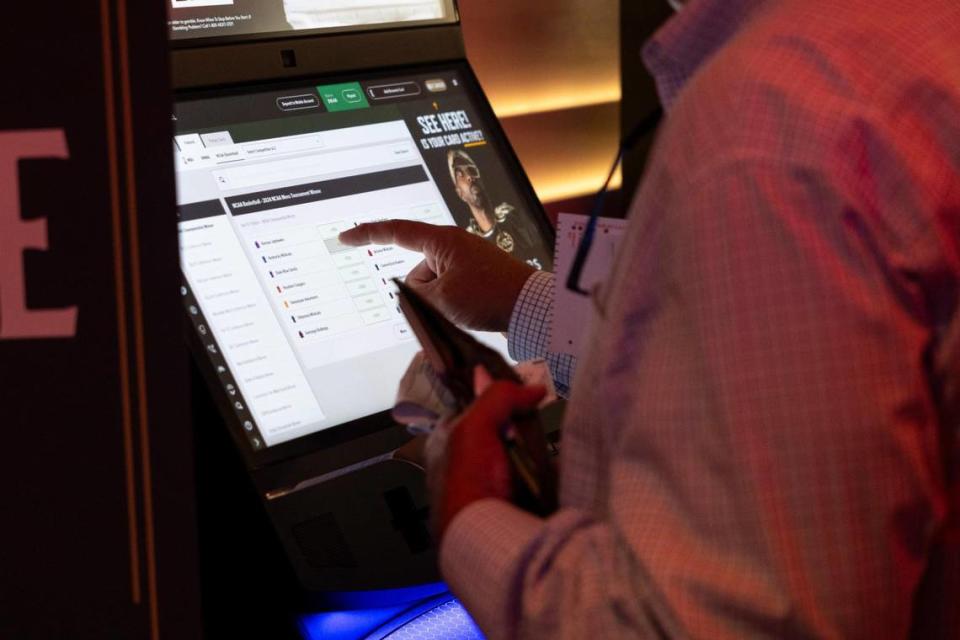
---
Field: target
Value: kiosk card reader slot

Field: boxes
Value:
[171,0,556,610]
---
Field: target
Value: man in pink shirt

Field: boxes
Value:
[342,0,960,636]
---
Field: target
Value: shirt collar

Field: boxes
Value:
[642,0,770,109]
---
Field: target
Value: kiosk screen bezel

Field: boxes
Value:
[176,61,554,468]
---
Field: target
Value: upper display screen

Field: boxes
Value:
[174,65,552,455]
[168,0,456,42]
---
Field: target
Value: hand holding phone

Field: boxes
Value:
[394,279,558,524]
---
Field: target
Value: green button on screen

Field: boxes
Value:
[316,82,370,112]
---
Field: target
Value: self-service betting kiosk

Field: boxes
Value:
[170,2,555,637]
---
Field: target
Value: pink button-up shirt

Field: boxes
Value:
[441,0,960,637]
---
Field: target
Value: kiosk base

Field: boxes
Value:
[300,590,484,640]
[194,364,462,638]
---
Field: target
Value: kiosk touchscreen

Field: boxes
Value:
[176,64,554,594]
[177,65,552,456]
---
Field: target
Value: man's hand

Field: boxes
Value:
[339,220,535,332]
[432,375,546,539]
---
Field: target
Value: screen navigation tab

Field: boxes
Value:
[367,82,422,101]
[277,94,322,112]
[317,82,370,112]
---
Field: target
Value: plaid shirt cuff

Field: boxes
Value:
[507,271,576,396]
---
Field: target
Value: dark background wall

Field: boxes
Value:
[0,3,200,638]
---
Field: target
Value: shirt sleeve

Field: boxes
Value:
[440,499,667,640]
[507,270,577,397]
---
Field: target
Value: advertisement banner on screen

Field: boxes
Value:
[168,0,455,41]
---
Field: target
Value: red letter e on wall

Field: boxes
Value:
[0,129,78,339]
